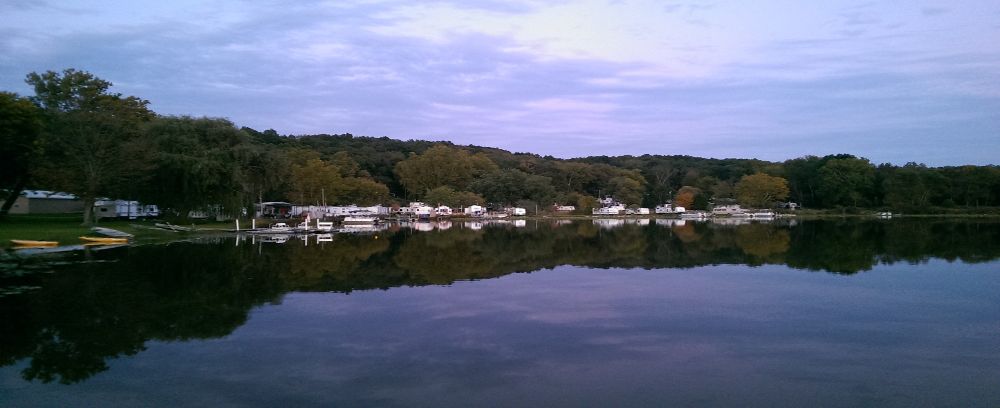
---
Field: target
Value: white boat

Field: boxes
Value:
[680,211,709,219]
[343,214,378,225]
[250,222,296,234]
[343,211,378,225]
[750,211,775,219]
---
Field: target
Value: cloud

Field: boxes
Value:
[0,0,998,165]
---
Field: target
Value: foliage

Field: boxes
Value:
[735,173,789,208]
[674,186,702,209]
[142,116,248,217]
[0,92,43,216]
[817,157,876,207]
[5,68,1000,219]
[423,186,484,207]
[394,145,498,197]
[470,168,555,206]
[26,69,155,224]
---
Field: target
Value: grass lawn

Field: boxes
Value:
[0,214,237,249]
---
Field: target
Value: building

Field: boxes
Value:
[463,205,485,217]
[94,199,160,219]
[0,190,83,214]
[435,206,453,217]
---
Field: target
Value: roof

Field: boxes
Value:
[21,190,79,200]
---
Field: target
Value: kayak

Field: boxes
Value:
[11,239,59,247]
[79,236,129,244]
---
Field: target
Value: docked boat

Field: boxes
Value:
[79,236,129,244]
[343,211,378,225]
[679,211,709,219]
[10,239,59,247]
[750,211,775,219]
[92,226,134,237]
[154,222,195,232]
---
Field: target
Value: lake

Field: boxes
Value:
[2,218,999,407]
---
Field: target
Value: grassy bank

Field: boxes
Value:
[0,214,234,248]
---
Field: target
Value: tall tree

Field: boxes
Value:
[142,116,249,218]
[0,92,43,217]
[735,173,789,208]
[783,156,824,207]
[26,69,154,224]
[471,168,555,205]
[394,145,498,197]
[817,157,876,207]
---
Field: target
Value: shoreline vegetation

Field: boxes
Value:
[3,69,1000,229]
[3,209,999,248]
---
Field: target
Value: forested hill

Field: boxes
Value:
[3,69,1000,223]
[254,130,1000,213]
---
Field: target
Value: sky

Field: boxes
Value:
[1,0,998,165]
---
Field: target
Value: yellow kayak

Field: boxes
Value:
[11,239,59,247]
[79,236,129,244]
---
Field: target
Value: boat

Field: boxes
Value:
[749,211,776,219]
[154,222,195,232]
[11,239,59,247]
[343,211,378,225]
[79,236,129,244]
[679,211,709,219]
[91,226,134,237]
[248,222,298,234]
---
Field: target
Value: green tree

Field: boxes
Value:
[735,173,789,208]
[424,186,484,207]
[783,156,824,207]
[288,158,342,205]
[882,163,940,210]
[394,145,498,197]
[608,175,644,205]
[471,168,555,205]
[817,157,876,207]
[142,116,250,218]
[0,92,43,217]
[339,177,391,206]
[26,69,155,224]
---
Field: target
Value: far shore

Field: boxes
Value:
[3,209,1000,249]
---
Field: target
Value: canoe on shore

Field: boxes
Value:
[79,236,129,244]
[92,226,134,238]
[10,239,59,247]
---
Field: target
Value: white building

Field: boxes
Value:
[593,204,625,215]
[291,204,389,219]
[463,205,485,217]
[435,206,453,217]
[94,199,160,219]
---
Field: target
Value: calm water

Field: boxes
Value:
[2,218,999,407]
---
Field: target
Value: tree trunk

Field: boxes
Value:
[0,175,29,218]
[81,197,95,226]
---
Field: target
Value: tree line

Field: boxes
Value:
[2,69,999,223]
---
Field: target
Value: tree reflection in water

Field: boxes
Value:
[1,218,999,384]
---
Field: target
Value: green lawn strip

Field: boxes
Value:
[0,215,237,248]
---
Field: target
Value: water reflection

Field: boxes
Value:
[1,218,999,386]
